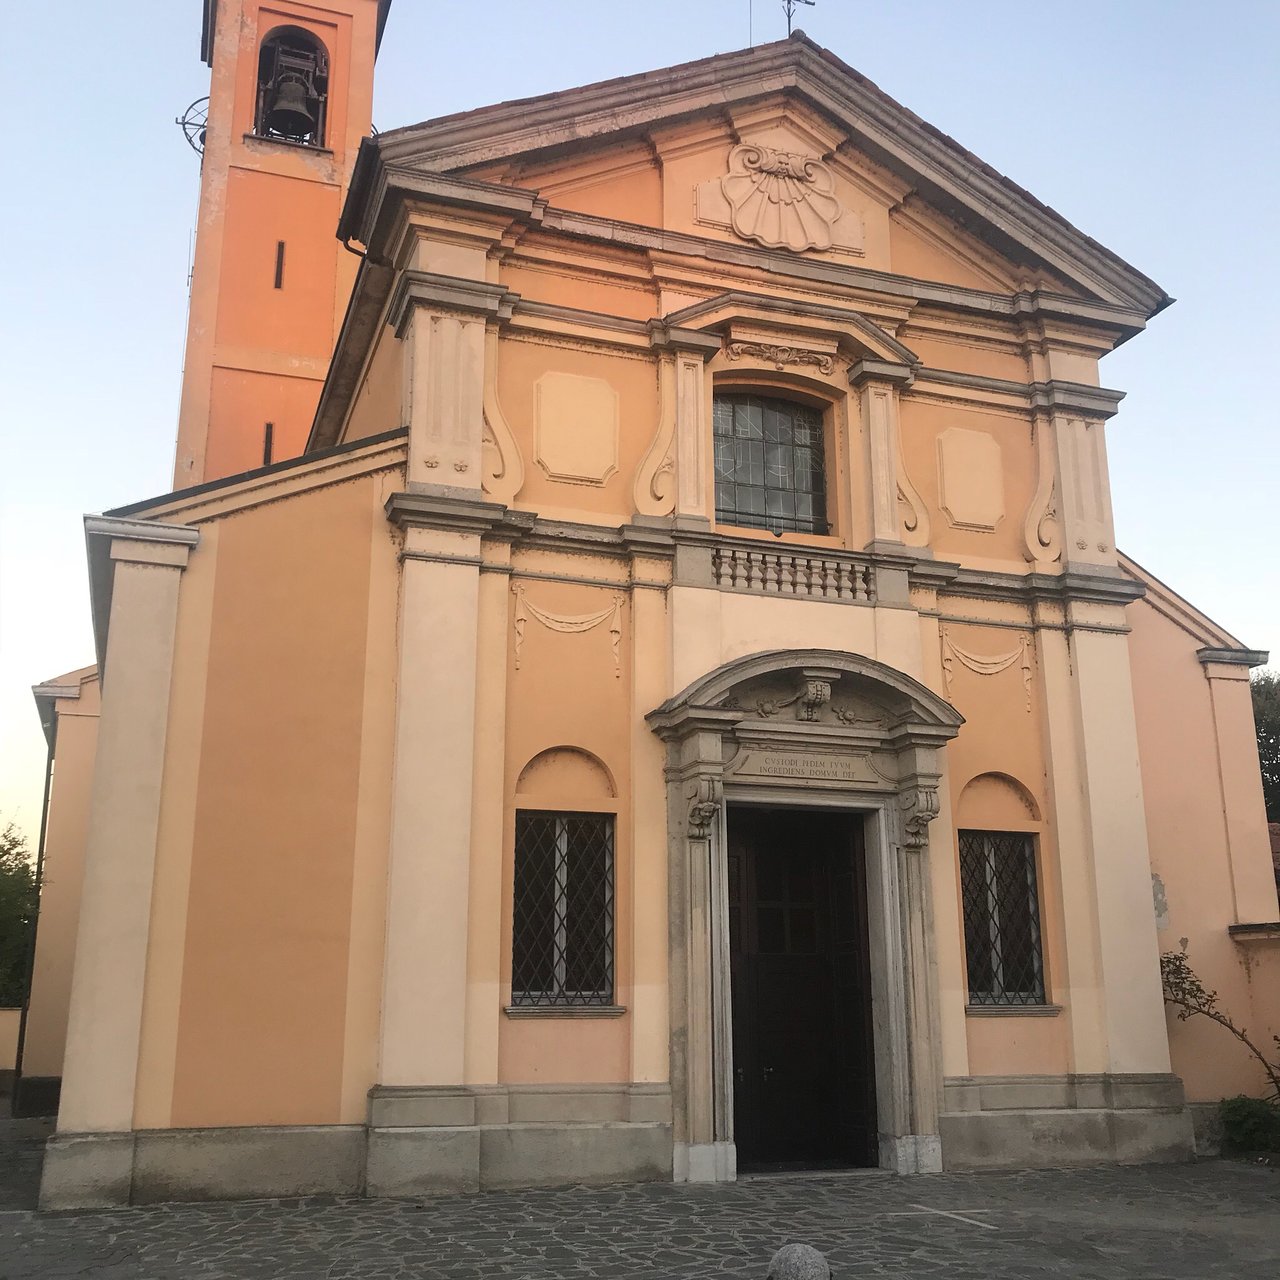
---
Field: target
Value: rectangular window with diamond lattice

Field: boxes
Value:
[512,810,615,1007]
[959,829,1046,1006]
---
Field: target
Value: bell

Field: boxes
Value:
[265,74,315,138]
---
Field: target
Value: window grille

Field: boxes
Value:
[512,811,614,1007]
[959,830,1045,1006]
[713,394,828,535]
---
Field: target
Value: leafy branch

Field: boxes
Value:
[1160,940,1280,1102]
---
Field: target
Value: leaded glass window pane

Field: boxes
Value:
[713,394,828,534]
[959,830,1046,1006]
[512,811,614,1006]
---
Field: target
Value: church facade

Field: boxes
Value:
[32,1,1280,1208]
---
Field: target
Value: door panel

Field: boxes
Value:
[728,807,876,1169]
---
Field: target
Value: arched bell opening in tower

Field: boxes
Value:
[255,27,329,146]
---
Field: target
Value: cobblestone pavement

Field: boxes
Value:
[2,1128,1278,1279]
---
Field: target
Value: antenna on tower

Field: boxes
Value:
[783,0,815,35]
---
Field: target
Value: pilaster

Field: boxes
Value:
[849,359,924,551]
[377,492,524,1094]
[1198,648,1279,923]
[1040,597,1173,1077]
[43,519,197,1209]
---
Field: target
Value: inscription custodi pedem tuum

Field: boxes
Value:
[730,751,886,785]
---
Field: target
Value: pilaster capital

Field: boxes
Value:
[390,270,519,336]
[1198,646,1269,673]
[647,321,723,360]
[84,516,199,569]
[848,358,915,390]
[1029,380,1125,420]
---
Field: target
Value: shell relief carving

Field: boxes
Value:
[716,144,861,254]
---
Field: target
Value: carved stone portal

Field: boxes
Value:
[648,649,964,1182]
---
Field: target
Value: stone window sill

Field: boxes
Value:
[242,132,334,157]
[965,1003,1062,1018]
[504,1005,627,1019]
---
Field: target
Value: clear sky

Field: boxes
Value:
[1,0,1277,843]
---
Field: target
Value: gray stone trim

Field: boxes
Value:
[1227,921,1280,942]
[361,37,1166,313]
[914,367,1033,401]
[964,1003,1063,1017]
[666,290,918,366]
[39,1125,368,1208]
[944,1073,1187,1114]
[920,563,1147,608]
[849,358,914,389]
[388,270,519,336]
[385,490,536,538]
[503,1005,628,1018]
[366,1122,672,1196]
[1029,381,1126,420]
[368,1083,673,1129]
[1198,646,1270,668]
[940,1072,1194,1170]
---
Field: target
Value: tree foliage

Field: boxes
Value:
[1252,669,1280,823]
[0,823,37,1007]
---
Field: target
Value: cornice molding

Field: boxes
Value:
[360,34,1167,314]
[647,321,724,359]
[385,489,538,539]
[848,357,914,389]
[1198,646,1270,669]
[389,271,519,335]
[1029,380,1126,420]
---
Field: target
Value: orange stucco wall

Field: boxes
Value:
[23,674,101,1081]
[157,473,391,1127]
[1128,592,1280,1102]
[175,0,379,487]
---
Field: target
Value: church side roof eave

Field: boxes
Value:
[345,31,1170,318]
[1120,551,1267,662]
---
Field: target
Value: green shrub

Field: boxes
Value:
[1219,1095,1280,1153]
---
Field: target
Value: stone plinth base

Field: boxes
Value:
[940,1073,1196,1169]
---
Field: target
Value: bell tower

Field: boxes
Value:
[175,1,392,486]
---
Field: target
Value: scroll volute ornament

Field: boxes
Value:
[900,784,941,850]
[687,777,724,840]
[721,144,843,253]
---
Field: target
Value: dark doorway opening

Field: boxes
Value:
[728,805,877,1171]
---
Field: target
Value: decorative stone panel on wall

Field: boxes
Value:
[694,145,864,255]
[535,373,619,486]
[937,427,1004,532]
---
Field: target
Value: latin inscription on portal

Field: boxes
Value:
[728,750,890,788]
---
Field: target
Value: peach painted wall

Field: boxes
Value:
[1128,593,1280,1101]
[163,475,391,1127]
[23,674,101,1080]
[941,623,1072,1078]
[0,1008,18,1072]
[499,573,635,1084]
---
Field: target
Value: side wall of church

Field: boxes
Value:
[130,465,400,1130]
[1128,593,1280,1103]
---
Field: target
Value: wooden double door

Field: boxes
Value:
[727,806,877,1170]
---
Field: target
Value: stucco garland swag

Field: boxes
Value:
[512,585,623,677]
[941,627,1033,713]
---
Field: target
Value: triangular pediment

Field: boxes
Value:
[361,34,1167,314]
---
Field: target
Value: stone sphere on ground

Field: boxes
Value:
[767,1242,832,1279]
